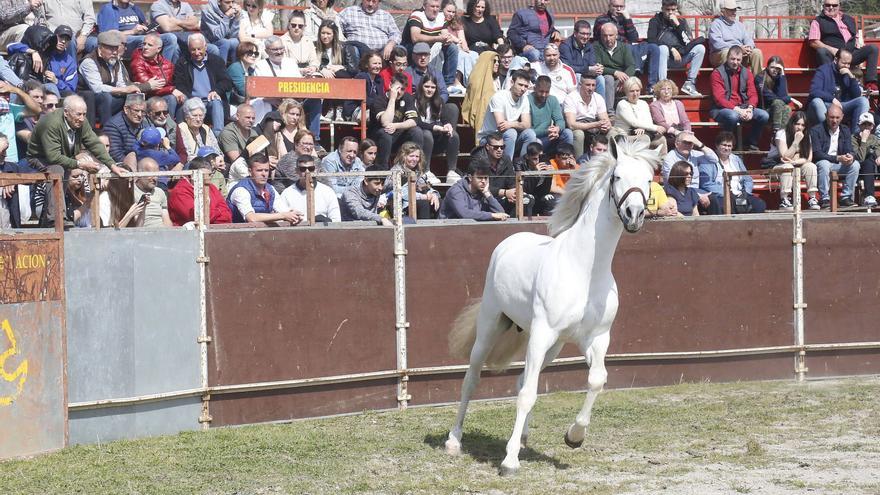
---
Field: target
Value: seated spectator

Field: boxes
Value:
[564,71,612,158]
[130,33,183,117]
[200,0,241,64]
[460,0,504,54]
[512,141,554,216]
[131,157,173,227]
[646,0,704,96]
[810,104,859,208]
[808,48,868,131]
[147,96,178,147]
[41,0,98,57]
[151,0,207,58]
[808,0,878,92]
[96,0,179,63]
[594,0,667,93]
[343,50,385,120]
[549,143,579,197]
[104,93,150,163]
[414,74,461,184]
[6,25,61,96]
[13,81,47,149]
[646,180,679,218]
[438,161,508,220]
[173,33,232,136]
[441,0,474,90]
[219,104,258,164]
[406,42,461,125]
[529,75,573,157]
[370,73,424,168]
[46,26,79,98]
[577,134,609,164]
[0,0,43,53]
[358,138,378,169]
[507,0,561,63]
[195,146,229,196]
[176,97,221,163]
[698,131,766,213]
[277,153,342,223]
[337,0,401,61]
[135,127,184,190]
[853,112,880,207]
[765,111,819,210]
[402,0,459,88]
[340,171,394,225]
[593,22,635,113]
[227,41,259,105]
[709,46,769,151]
[663,160,701,216]
[649,79,691,151]
[64,167,93,228]
[560,21,601,82]
[315,20,354,79]
[167,155,232,226]
[322,136,365,198]
[380,46,414,93]
[708,0,764,75]
[495,43,515,89]
[469,131,516,214]
[78,30,148,127]
[100,163,147,228]
[755,56,803,132]
[272,99,308,158]
[662,131,722,214]
[385,141,440,219]
[614,77,667,155]
[304,0,342,42]
[476,70,537,159]
[226,153,303,223]
[239,0,275,50]
[533,44,577,102]
[461,50,498,137]
[281,11,319,75]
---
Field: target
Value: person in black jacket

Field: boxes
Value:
[173,33,233,135]
[810,104,859,208]
[646,0,704,97]
[469,131,517,215]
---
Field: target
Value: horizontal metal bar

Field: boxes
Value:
[312,171,392,178]
[95,171,194,179]
[68,387,206,411]
[208,369,402,395]
[804,341,880,351]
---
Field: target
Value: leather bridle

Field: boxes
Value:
[609,172,648,225]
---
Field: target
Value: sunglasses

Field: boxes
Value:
[487,143,504,150]
[151,110,170,116]
[245,51,259,56]
[824,3,839,6]
[289,23,305,28]
[298,166,316,172]
[244,2,257,7]
[44,103,57,108]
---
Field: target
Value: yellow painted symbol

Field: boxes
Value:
[0,319,28,406]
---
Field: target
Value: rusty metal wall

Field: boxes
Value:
[0,237,66,459]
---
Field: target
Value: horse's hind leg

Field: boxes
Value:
[518,340,564,447]
[565,331,610,448]
[445,308,510,455]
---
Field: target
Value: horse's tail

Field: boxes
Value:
[449,300,527,372]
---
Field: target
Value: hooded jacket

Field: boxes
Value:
[6,25,57,83]
[200,0,240,42]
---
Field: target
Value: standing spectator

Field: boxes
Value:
[173,33,233,135]
[533,44,577,101]
[104,93,150,163]
[147,96,178,147]
[226,153,303,223]
[135,127,184,190]
[808,48,868,131]
[281,11,319,75]
[130,33,184,117]
[513,141,554,215]
[78,30,147,127]
[469,131,517,214]
[755,56,803,132]
[564,71,612,159]
[278,154,341,223]
[227,41,259,104]
[385,142,440,219]
[315,20,353,79]
[476,70,537,159]
[852,112,880,207]
[96,0,179,62]
[765,111,819,210]
[646,0,704,96]
[507,0,561,63]
[219,104,257,164]
[663,160,701,216]
[698,131,766,213]
[414,74,460,184]
[594,0,667,93]
[592,22,635,113]
[304,0,342,43]
[438,161,508,220]
[322,136,365,198]
[810,104,859,208]
[132,157,173,227]
[337,0,401,61]
[168,155,232,225]
[708,0,764,75]
[808,0,879,92]
[370,73,424,168]
[649,79,692,150]
[662,131,723,214]
[0,0,44,53]
[200,0,241,64]
[709,46,769,151]
[559,20,606,98]
[461,0,503,53]
[614,77,667,155]
[529,75,573,156]
[151,0,207,58]
[176,97,221,162]
[41,0,97,55]
[238,0,275,50]
[403,0,459,88]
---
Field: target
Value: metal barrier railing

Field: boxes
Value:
[0,172,65,236]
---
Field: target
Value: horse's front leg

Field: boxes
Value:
[565,330,610,448]
[500,328,556,476]
[517,340,565,448]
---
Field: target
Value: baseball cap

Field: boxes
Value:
[139,127,163,147]
[720,0,740,10]
[412,42,431,54]
[197,146,221,158]
[859,112,875,126]
[55,25,74,40]
[97,30,123,47]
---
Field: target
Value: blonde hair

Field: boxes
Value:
[622,77,643,94]
[652,79,679,99]
[278,99,306,130]
[393,142,425,173]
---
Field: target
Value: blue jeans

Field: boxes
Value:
[521,47,542,62]
[204,98,225,136]
[679,44,705,84]
[809,97,869,131]
[441,43,459,86]
[68,35,98,57]
[94,92,126,126]
[710,107,770,147]
[162,94,179,121]
[481,128,538,159]
[629,42,667,88]
[302,98,322,140]
[0,57,22,86]
[124,33,181,63]
[539,128,574,155]
[816,159,860,200]
[211,38,240,64]
[595,75,606,99]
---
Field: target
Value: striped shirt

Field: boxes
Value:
[337,5,401,51]
[408,8,445,39]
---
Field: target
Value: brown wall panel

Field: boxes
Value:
[804,350,880,378]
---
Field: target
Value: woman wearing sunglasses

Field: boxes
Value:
[227,41,260,104]
[238,0,275,53]
[756,56,803,132]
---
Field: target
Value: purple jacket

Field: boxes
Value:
[508,6,557,53]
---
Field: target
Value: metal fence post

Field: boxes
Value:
[791,166,807,382]
[391,169,410,409]
[193,170,213,427]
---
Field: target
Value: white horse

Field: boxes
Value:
[445,136,660,475]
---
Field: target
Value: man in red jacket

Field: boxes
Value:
[129,33,186,118]
[708,46,769,151]
[168,155,232,226]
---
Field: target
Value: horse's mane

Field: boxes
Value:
[548,137,659,238]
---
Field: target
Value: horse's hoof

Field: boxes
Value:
[499,464,519,477]
[444,439,461,456]
[564,432,584,449]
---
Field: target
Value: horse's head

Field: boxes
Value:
[609,136,661,233]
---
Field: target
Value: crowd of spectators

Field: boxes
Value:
[1,0,879,229]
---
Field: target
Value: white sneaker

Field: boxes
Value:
[779,196,793,210]
[681,82,702,97]
[807,197,821,210]
[424,170,441,186]
[446,169,462,184]
[448,84,465,95]
[864,196,878,207]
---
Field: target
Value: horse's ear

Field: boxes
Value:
[608,135,625,159]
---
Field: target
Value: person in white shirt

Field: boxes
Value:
[281,10,320,74]
[227,154,304,223]
[278,154,341,222]
[563,71,612,157]
[614,77,667,155]
[533,44,578,101]
[477,69,537,159]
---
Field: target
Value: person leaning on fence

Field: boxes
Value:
[646,180,680,218]
[226,153,304,224]
[698,131,766,214]
[340,168,393,226]
[709,46,769,151]
[755,56,803,132]
[167,156,232,226]
[851,112,880,207]
[131,157,173,228]
[808,0,879,93]
[707,0,763,76]
[438,161,508,221]
[564,71,611,159]
[594,0,667,94]
[810,103,859,208]
[764,111,819,210]
[808,48,869,131]
[278,154,342,223]
[512,141,552,216]
[469,131,517,215]
[647,0,704,97]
